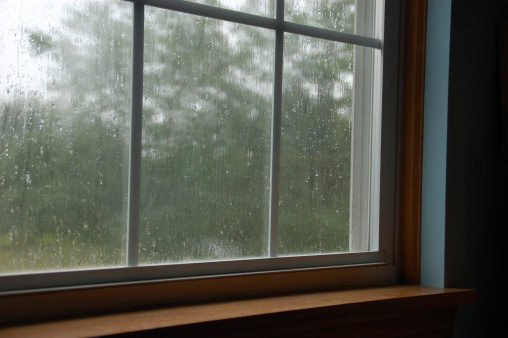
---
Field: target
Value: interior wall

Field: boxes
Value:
[420,0,452,288]
[445,0,508,336]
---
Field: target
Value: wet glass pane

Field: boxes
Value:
[279,33,354,255]
[141,7,273,263]
[184,0,276,17]
[0,1,131,273]
[285,0,375,37]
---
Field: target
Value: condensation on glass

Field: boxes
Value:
[0,0,131,273]
[141,7,273,263]
[0,0,378,274]
[279,34,353,255]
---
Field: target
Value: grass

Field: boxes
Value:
[0,231,124,274]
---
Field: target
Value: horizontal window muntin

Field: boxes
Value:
[137,0,382,48]
[0,0,393,291]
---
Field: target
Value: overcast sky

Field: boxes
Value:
[0,0,69,101]
[0,0,268,103]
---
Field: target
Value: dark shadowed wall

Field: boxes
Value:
[426,0,508,336]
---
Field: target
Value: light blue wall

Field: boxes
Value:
[420,0,452,288]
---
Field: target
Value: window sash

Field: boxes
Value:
[0,0,397,292]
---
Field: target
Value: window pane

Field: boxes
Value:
[141,7,273,263]
[285,0,375,37]
[0,1,131,273]
[279,34,353,255]
[183,0,275,17]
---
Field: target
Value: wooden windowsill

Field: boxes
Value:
[0,285,476,337]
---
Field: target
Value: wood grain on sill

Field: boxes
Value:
[0,285,476,338]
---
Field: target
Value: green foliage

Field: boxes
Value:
[1,0,355,272]
[0,99,127,271]
[27,31,55,55]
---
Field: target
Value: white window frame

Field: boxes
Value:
[0,0,400,293]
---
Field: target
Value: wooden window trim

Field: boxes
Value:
[398,0,427,284]
[0,285,476,337]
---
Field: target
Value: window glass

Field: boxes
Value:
[0,0,131,273]
[280,34,354,255]
[141,7,273,263]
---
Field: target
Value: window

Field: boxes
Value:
[0,0,399,292]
